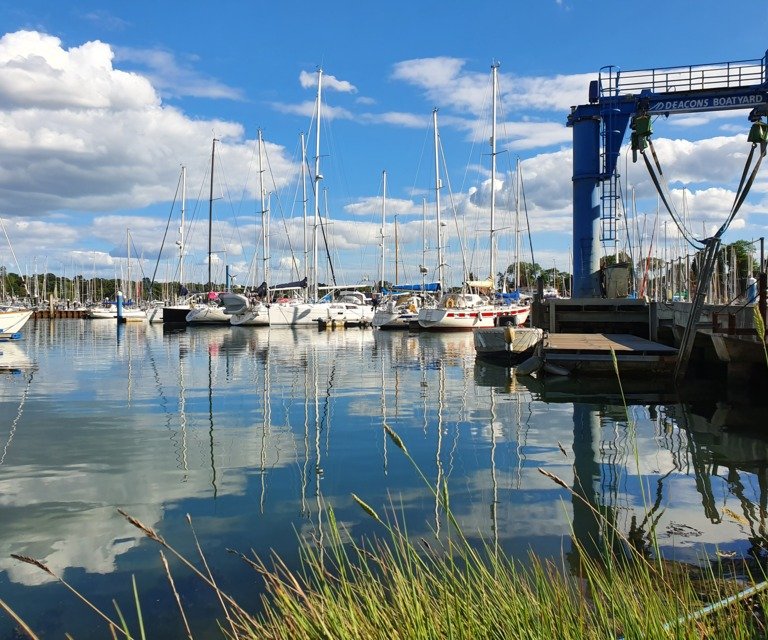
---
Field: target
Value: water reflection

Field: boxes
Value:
[1,323,767,637]
[475,362,768,565]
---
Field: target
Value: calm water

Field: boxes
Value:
[1,320,767,638]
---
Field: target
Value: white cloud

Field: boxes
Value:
[299,69,357,93]
[270,99,354,122]
[0,31,156,110]
[0,30,300,225]
[391,57,595,117]
[344,196,420,218]
[115,46,243,100]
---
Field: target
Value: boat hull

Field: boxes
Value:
[268,302,330,327]
[162,305,193,324]
[86,307,146,321]
[186,305,231,324]
[372,310,418,329]
[0,309,33,340]
[230,308,270,326]
[473,326,544,364]
[418,305,529,331]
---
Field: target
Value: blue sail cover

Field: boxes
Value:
[381,282,441,294]
[496,291,521,303]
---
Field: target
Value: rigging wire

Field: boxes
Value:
[265,134,303,282]
[147,171,182,298]
[439,137,469,284]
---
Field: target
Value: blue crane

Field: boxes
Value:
[567,51,768,297]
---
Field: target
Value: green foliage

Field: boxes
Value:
[724,239,757,280]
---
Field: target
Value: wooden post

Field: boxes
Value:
[649,301,658,342]
[760,238,767,339]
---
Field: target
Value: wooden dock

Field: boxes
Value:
[32,309,89,319]
[541,333,677,376]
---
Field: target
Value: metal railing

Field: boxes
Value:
[599,53,767,98]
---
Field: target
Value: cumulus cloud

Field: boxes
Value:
[299,69,357,93]
[0,31,156,110]
[392,57,595,118]
[0,29,314,284]
[344,196,420,218]
[0,29,762,283]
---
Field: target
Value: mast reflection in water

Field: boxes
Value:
[0,321,767,637]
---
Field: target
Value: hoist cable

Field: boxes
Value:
[640,149,702,250]
[717,142,766,238]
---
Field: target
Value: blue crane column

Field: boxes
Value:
[571,114,602,298]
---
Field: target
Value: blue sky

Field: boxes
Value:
[1,1,768,291]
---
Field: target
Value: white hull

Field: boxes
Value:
[0,309,33,339]
[87,306,146,321]
[372,310,418,329]
[268,301,329,327]
[230,307,270,326]
[218,292,270,326]
[473,326,543,360]
[268,300,373,327]
[147,306,163,323]
[320,302,374,327]
[418,304,529,331]
[372,294,431,329]
[186,304,231,324]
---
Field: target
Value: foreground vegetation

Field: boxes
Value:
[4,499,767,639]
[3,418,768,638]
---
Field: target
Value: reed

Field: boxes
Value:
[755,305,768,369]
[5,421,768,638]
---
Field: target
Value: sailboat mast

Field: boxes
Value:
[433,108,444,289]
[126,228,131,301]
[394,214,399,286]
[258,129,269,296]
[179,165,186,295]
[301,132,308,298]
[208,138,217,292]
[422,197,427,291]
[490,63,499,291]
[515,157,521,292]
[312,69,323,301]
[379,169,387,290]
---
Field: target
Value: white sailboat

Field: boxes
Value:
[0,307,33,340]
[268,69,373,328]
[373,177,438,329]
[151,165,197,324]
[187,138,231,325]
[220,129,270,326]
[418,64,530,331]
[0,218,34,340]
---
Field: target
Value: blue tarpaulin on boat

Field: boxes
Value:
[381,282,441,294]
[495,291,521,302]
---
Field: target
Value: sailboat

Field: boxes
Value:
[0,218,34,340]
[187,138,231,325]
[373,176,439,329]
[418,64,530,331]
[219,129,270,326]
[268,69,373,328]
[150,166,198,324]
[0,307,33,341]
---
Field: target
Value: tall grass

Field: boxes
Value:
[755,305,768,370]
[5,391,768,638]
